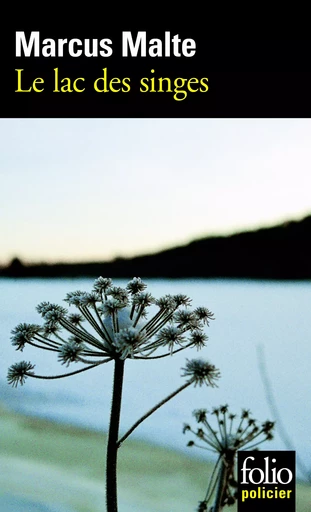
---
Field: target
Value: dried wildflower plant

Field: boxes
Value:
[8,277,215,383]
[184,406,275,511]
[8,277,219,512]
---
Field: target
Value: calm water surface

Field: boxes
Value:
[0,278,310,475]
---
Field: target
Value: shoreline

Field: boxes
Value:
[0,405,212,512]
[1,406,310,511]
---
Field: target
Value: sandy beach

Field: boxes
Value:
[0,405,310,512]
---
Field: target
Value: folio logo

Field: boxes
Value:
[237,451,295,511]
[241,455,293,484]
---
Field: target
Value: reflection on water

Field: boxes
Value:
[0,278,310,475]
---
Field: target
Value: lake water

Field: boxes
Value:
[0,278,310,478]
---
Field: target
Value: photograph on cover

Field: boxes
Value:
[0,119,310,511]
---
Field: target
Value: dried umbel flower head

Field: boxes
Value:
[184,407,275,510]
[186,406,275,453]
[7,361,35,387]
[8,277,214,386]
[182,359,220,387]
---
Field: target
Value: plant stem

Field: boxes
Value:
[117,380,191,447]
[212,458,227,512]
[106,358,125,512]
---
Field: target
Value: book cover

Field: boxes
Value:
[0,28,310,511]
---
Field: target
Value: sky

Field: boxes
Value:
[0,118,311,265]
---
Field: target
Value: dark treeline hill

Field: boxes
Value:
[1,215,311,280]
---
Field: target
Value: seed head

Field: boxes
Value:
[114,327,144,359]
[126,277,147,295]
[181,359,220,387]
[11,323,42,351]
[93,277,113,294]
[58,340,85,366]
[194,307,214,325]
[7,361,35,387]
